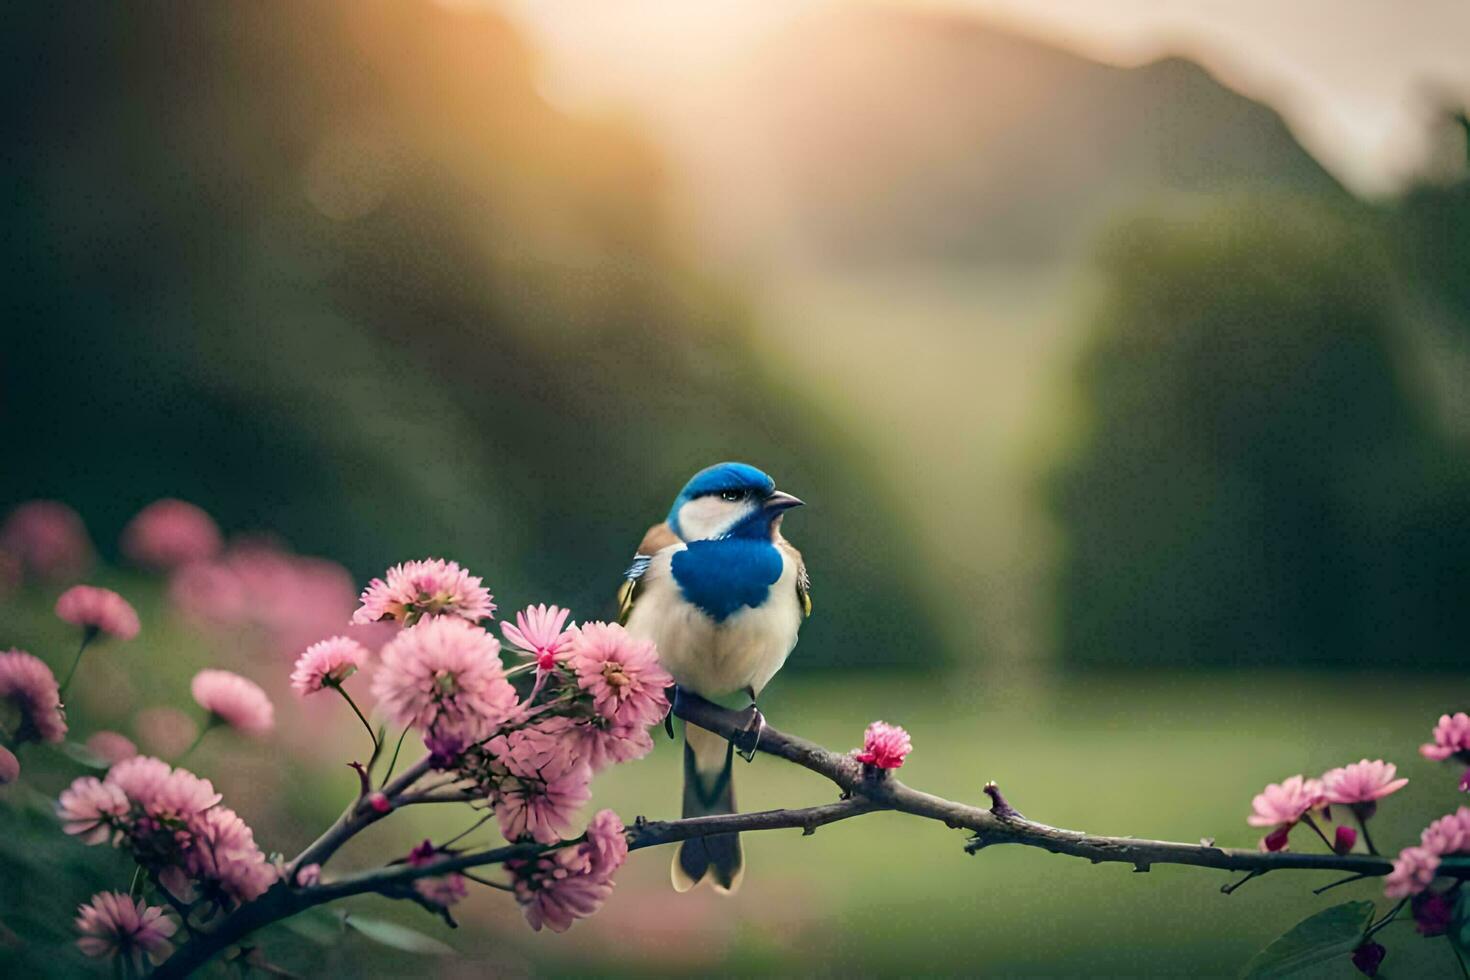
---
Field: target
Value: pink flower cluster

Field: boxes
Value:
[170,539,387,658]
[121,498,222,571]
[407,839,469,909]
[55,585,140,641]
[58,756,276,907]
[353,558,495,626]
[566,621,671,730]
[74,891,177,970]
[1420,712,1470,791]
[0,648,67,743]
[511,809,628,932]
[853,721,912,770]
[1247,761,1407,852]
[488,722,595,844]
[1384,806,1470,898]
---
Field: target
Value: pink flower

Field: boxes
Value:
[501,604,575,672]
[192,669,275,736]
[1321,760,1408,806]
[573,720,656,773]
[1247,775,1325,829]
[107,756,222,822]
[1421,712,1470,761]
[290,636,368,695]
[0,649,67,743]
[0,500,92,582]
[296,863,321,887]
[1419,806,1470,856]
[566,622,671,729]
[407,840,468,907]
[0,745,19,785]
[1385,845,1441,898]
[370,617,517,738]
[74,892,177,970]
[853,721,912,770]
[184,806,277,904]
[57,776,129,844]
[121,499,223,571]
[489,725,593,844]
[509,811,627,932]
[86,731,138,765]
[583,809,629,879]
[353,558,495,626]
[55,585,141,641]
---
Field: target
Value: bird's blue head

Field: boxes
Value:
[666,462,803,541]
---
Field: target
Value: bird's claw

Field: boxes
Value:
[733,704,765,763]
[664,685,681,740]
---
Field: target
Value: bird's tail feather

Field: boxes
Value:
[672,721,743,893]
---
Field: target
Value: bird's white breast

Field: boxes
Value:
[624,544,802,699]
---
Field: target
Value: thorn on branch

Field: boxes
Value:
[1221,869,1267,895]
[983,781,1021,821]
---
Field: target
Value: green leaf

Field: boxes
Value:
[56,740,109,769]
[344,914,455,955]
[1240,901,1375,978]
[277,907,346,946]
[1449,892,1470,975]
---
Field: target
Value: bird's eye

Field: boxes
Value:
[719,489,744,503]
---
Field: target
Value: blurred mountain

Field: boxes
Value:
[0,1,941,669]
[658,4,1349,270]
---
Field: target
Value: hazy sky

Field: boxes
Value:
[503,0,1470,196]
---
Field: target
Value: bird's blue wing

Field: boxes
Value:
[618,521,680,624]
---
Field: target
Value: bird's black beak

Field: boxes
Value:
[764,490,804,512]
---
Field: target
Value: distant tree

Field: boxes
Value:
[1046,196,1470,667]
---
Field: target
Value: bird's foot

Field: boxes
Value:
[733,704,765,763]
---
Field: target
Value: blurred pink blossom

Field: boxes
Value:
[121,499,223,571]
[1419,806,1470,855]
[501,604,574,672]
[295,863,321,887]
[1321,760,1408,806]
[489,725,593,844]
[0,649,67,743]
[566,622,670,730]
[86,731,138,765]
[0,500,92,582]
[74,892,177,970]
[55,585,141,641]
[290,636,368,695]
[1385,845,1441,898]
[106,756,222,822]
[0,745,18,785]
[135,707,198,757]
[192,669,275,736]
[370,617,517,737]
[353,558,495,626]
[853,721,912,770]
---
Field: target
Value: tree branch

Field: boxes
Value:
[153,692,1466,977]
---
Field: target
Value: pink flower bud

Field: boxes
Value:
[0,745,18,785]
[367,791,391,814]
[1351,941,1386,977]
[1412,891,1453,937]
[853,721,912,771]
[1261,826,1291,852]
[1333,825,1357,855]
[296,863,321,887]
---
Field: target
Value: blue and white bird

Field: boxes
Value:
[618,462,810,893]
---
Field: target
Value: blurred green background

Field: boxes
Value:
[3,1,1469,976]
